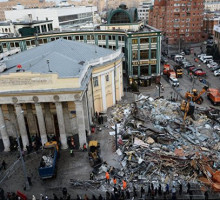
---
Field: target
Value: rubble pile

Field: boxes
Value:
[108,95,220,190]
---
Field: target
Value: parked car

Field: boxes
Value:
[184,63,194,69]
[211,66,220,72]
[198,54,206,59]
[161,56,168,64]
[184,49,191,55]
[169,77,179,87]
[214,69,220,76]
[207,63,218,69]
[192,68,206,76]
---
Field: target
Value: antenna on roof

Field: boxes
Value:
[47,59,52,72]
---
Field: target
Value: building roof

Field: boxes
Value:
[1,39,115,78]
[13,20,53,25]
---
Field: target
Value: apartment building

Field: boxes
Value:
[203,12,220,36]
[149,0,204,44]
[204,0,220,12]
[138,1,153,23]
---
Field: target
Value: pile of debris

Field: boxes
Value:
[105,95,220,191]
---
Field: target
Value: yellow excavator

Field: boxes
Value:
[185,86,209,105]
[180,99,195,121]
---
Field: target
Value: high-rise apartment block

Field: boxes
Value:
[149,0,204,44]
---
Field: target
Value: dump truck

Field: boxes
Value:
[38,141,59,179]
[174,65,183,78]
[185,86,209,105]
[207,88,220,105]
[88,140,102,168]
[163,64,171,75]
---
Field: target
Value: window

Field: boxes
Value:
[151,37,157,43]
[151,50,156,59]
[132,50,138,60]
[140,66,149,76]
[133,66,138,75]
[140,50,149,59]
[132,39,138,44]
[105,74,109,82]
[151,65,157,73]
[140,38,149,43]
[93,77,99,87]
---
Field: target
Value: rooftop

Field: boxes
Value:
[1,39,115,78]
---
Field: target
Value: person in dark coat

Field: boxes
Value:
[140,187,145,198]
[187,183,191,194]
[179,183,182,195]
[126,190,130,199]
[98,194,103,200]
[1,160,6,170]
[158,184,162,196]
[204,191,209,200]
[133,186,137,198]
[76,195,81,200]
[106,191,110,200]
[148,185,151,196]
[53,194,59,200]
[92,195,97,200]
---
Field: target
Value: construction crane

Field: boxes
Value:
[185,86,209,105]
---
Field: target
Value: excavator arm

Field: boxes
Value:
[194,86,209,101]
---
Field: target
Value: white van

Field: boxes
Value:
[169,77,179,87]
[174,55,184,62]
[201,56,213,63]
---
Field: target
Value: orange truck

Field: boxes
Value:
[163,64,171,75]
[207,88,220,105]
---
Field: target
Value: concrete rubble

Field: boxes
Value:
[92,94,220,192]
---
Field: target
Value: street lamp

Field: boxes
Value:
[1,110,30,190]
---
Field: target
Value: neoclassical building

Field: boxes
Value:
[0,39,123,151]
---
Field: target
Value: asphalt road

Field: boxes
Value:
[162,46,220,109]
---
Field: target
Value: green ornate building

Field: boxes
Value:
[0,4,161,86]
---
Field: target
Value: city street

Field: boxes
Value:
[161,45,220,109]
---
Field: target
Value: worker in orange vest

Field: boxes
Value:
[122,180,127,190]
[113,176,117,185]
[105,171,110,184]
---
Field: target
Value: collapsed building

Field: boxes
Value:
[105,95,220,191]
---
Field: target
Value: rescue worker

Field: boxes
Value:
[105,171,110,184]
[70,137,75,157]
[113,177,117,186]
[83,143,87,151]
[122,180,127,190]
[90,172,94,180]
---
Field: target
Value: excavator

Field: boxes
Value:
[185,86,209,105]
[88,140,102,168]
[180,99,195,121]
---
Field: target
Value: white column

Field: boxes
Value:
[75,101,87,148]
[0,105,10,151]
[101,75,107,111]
[111,70,116,105]
[55,102,68,149]
[118,66,122,100]
[35,103,48,146]
[15,104,29,150]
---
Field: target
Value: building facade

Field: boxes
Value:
[0,0,55,21]
[203,12,220,36]
[0,26,161,87]
[149,0,204,44]
[214,25,220,53]
[137,1,152,24]
[204,0,220,12]
[0,20,54,37]
[0,39,123,151]
[5,6,97,31]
